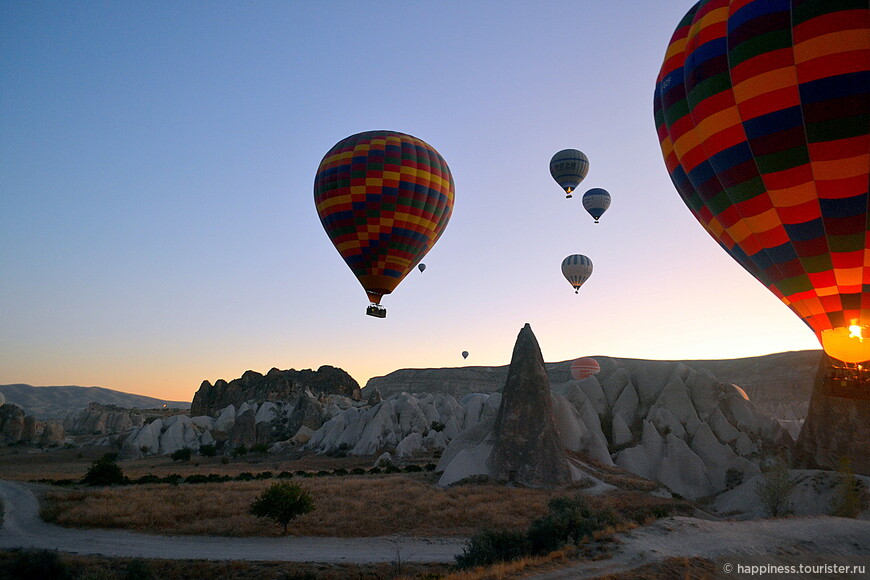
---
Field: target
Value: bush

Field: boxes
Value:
[527,496,616,554]
[249,481,315,534]
[231,445,248,458]
[236,472,255,481]
[756,458,795,517]
[403,464,423,473]
[831,457,869,518]
[161,474,183,485]
[123,558,154,580]
[184,474,210,484]
[455,529,531,568]
[251,443,270,456]
[171,448,192,462]
[5,549,74,580]
[199,444,217,457]
[81,454,127,486]
[134,474,161,485]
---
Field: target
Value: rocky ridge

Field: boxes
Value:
[191,366,361,417]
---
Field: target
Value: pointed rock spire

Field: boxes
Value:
[488,323,571,486]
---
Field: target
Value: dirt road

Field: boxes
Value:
[0,480,465,563]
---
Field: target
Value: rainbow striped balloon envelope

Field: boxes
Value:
[314,131,454,316]
[570,357,600,381]
[654,0,870,363]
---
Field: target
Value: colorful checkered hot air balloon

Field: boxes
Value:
[550,149,590,198]
[314,131,454,318]
[570,357,600,381]
[654,0,870,364]
[561,254,593,294]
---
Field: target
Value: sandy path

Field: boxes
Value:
[0,480,465,563]
[529,515,870,579]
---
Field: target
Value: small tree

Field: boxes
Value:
[831,457,869,518]
[171,447,193,462]
[251,443,270,457]
[199,444,217,457]
[755,457,795,517]
[82,453,126,486]
[232,445,248,458]
[249,481,314,534]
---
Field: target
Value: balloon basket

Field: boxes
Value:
[366,304,386,318]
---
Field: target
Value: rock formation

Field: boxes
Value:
[63,402,146,435]
[436,353,790,498]
[0,403,65,446]
[0,384,189,420]
[364,351,818,423]
[487,324,570,486]
[796,355,870,476]
[190,366,361,417]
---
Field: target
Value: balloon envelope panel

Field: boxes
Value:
[654,0,870,362]
[314,131,454,304]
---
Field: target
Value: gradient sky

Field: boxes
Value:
[1,1,821,402]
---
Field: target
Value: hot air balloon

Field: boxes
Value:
[418,263,426,273]
[550,149,589,198]
[654,0,870,364]
[462,350,469,359]
[561,254,593,294]
[314,131,454,318]
[582,188,611,223]
[570,357,600,381]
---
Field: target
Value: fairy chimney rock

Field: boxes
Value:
[487,323,571,486]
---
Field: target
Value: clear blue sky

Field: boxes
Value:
[0,1,819,401]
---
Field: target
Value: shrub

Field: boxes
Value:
[199,444,217,457]
[251,443,270,456]
[231,445,248,458]
[455,529,531,568]
[333,468,348,476]
[5,549,74,580]
[755,457,795,517]
[527,496,616,554]
[350,468,366,475]
[236,472,255,481]
[81,454,127,486]
[403,464,423,473]
[123,558,154,580]
[277,471,294,479]
[184,474,210,484]
[249,481,315,534]
[134,474,161,485]
[831,457,869,518]
[171,448,192,462]
[255,471,273,480]
[161,474,183,485]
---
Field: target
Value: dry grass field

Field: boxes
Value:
[0,447,697,579]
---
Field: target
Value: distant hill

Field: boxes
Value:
[363,350,822,421]
[0,384,190,420]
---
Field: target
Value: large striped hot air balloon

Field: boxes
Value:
[570,357,601,381]
[550,149,590,198]
[314,131,454,318]
[654,0,870,364]
[561,254,593,294]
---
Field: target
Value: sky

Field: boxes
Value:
[0,1,821,402]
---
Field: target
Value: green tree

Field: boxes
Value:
[81,453,126,486]
[199,444,217,457]
[251,442,270,457]
[249,482,314,534]
[831,457,869,518]
[231,445,248,458]
[755,457,795,517]
[171,447,193,462]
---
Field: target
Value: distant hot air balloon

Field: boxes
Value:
[654,0,870,364]
[462,350,469,359]
[570,357,600,381]
[582,188,611,223]
[561,254,593,294]
[550,149,589,198]
[314,131,454,318]
[418,263,426,273]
